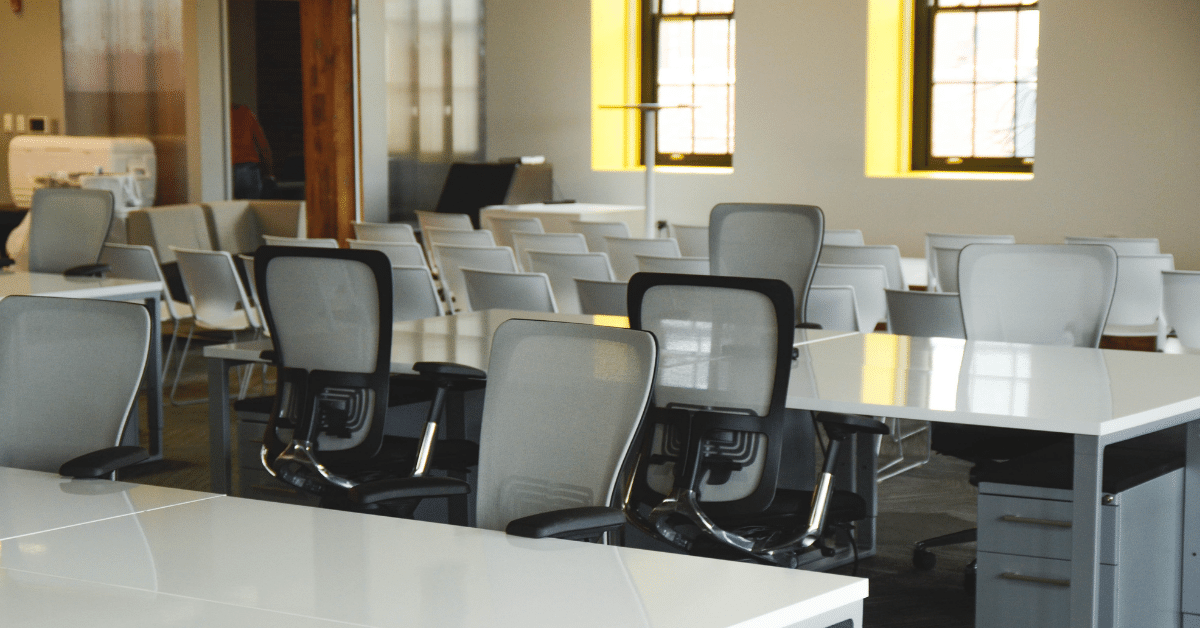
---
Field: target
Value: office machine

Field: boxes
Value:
[7,135,156,209]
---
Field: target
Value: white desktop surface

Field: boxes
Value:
[0,469,867,628]
[0,269,161,300]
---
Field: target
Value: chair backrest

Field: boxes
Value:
[924,232,1015,291]
[569,220,631,253]
[474,319,657,532]
[806,285,861,332]
[819,243,904,291]
[931,245,963,293]
[604,236,681,281]
[636,254,709,275]
[255,247,393,459]
[575,278,629,316]
[415,209,474,233]
[484,215,544,249]
[1162,270,1200,349]
[461,268,558,313]
[391,264,444,322]
[171,247,260,329]
[432,243,519,312]
[813,263,889,331]
[424,226,496,250]
[823,229,865,246]
[347,239,428,268]
[671,223,710,257]
[262,235,340,249]
[527,250,615,315]
[27,188,114,274]
[0,296,150,473]
[1065,236,1159,256]
[126,203,213,264]
[628,272,795,512]
[202,200,307,255]
[884,289,965,339]
[511,231,588,272]
[237,254,268,335]
[709,203,823,326]
[957,244,1117,348]
[100,243,183,321]
[352,221,417,243]
[1107,253,1174,327]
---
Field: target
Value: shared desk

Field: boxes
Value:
[0,466,867,627]
[0,269,165,459]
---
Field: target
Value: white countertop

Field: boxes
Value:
[0,269,162,300]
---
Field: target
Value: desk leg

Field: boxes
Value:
[208,357,233,494]
[1183,421,1200,625]
[144,295,164,460]
[1070,434,1103,628]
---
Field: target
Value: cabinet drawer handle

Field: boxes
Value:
[999,572,1070,587]
[999,515,1072,529]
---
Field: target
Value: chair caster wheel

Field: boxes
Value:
[913,547,937,570]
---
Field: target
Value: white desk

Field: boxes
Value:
[480,203,647,238]
[0,269,166,459]
[0,467,867,627]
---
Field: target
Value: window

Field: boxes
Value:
[641,0,735,167]
[911,0,1038,173]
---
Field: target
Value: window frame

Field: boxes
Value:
[911,0,1038,174]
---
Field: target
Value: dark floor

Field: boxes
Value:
[123,333,980,628]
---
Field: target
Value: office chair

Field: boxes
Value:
[812,263,890,331]
[604,236,682,282]
[351,318,658,541]
[569,219,630,253]
[575,277,629,316]
[623,272,888,567]
[527,250,615,314]
[351,221,418,243]
[669,223,710,257]
[255,246,481,514]
[461,268,558,313]
[0,295,150,478]
[511,231,588,271]
[805,285,861,332]
[23,188,114,276]
[924,232,1015,292]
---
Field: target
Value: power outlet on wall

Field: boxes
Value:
[2,113,11,132]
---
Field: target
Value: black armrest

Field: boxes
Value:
[349,476,470,506]
[63,263,111,277]
[506,506,627,540]
[59,446,149,479]
[796,322,823,330]
[259,350,278,363]
[413,361,487,382]
[814,411,890,440]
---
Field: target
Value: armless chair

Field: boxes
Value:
[604,236,682,282]
[1103,253,1174,347]
[432,243,519,312]
[391,264,444,322]
[1162,270,1200,352]
[100,243,193,378]
[805,285,861,332]
[813,263,889,332]
[0,296,151,478]
[484,215,544,249]
[352,221,417,243]
[262,235,339,248]
[885,289,965,339]
[423,226,497,250]
[930,245,964,293]
[527,250,614,315]
[624,272,887,567]
[415,210,474,268]
[819,243,905,292]
[709,203,824,327]
[347,239,428,268]
[924,232,1015,292]
[570,219,630,253]
[26,188,114,276]
[462,268,558,313]
[511,231,588,272]
[575,278,629,316]
[823,229,865,247]
[636,255,709,275]
[670,223,710,257]
[1064,235,1159,256]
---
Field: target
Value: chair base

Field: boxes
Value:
[912,527,977,571]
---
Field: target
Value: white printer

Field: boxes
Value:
[7,135,157,209]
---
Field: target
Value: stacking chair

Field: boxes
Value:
[484,215,543,249]
[511,231,588,272]
[823,229,865,246]
[575,278,629,316]
[569,219,630,253]
[1163,270,1200,351]
[670,223,710,257]
[805,285,861,332]
[709,203,824,327]
[913,243,1118,574]
[930,245,964,293]
[636,255,709,275]
[527,250,614,315]
[605,236,681,281]
[432,243,519,312]
[351,318,657,541]
[26,188,114,276]
[813,263,889,332]
[461,268,558,313]
[415,210,474,266]
[352,221,417,243]
[423,226,496,250]
[0,296,151,478]
[262,235,339,248]
[623,273,887,567]
[924,232,1015,291]
[347,239,428,268]
[819,244,904,291]
[1064,235,1159,256]
[885,289,965,339]
[125,203,214,303]
[255,247,480,514]
[391,264,444,322]
[100,243,193,378]
[1103,253,1174,346]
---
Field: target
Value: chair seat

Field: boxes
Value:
[193,309,256,332]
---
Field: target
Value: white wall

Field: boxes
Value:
[484,0,1200,267]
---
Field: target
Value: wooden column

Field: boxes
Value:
[299,0,355,242]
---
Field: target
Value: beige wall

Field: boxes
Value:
[484,0,1200,268]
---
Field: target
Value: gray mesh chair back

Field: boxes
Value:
[348,239,428,268]
[484,216,544,249]
[352,221,417,243]
[570,220,631,253]
[474,319,657,531]
[575,278,628,316]
[462,268,558,313]
[512,231,588,272]
[1064,236,1159,256]
[527,250,614,315]
[813,263,889,331]
[709,203,824,325]
[670,224,709,257]
[924,232,1015,291]
[958,244,1117,348]
[424,226,496,249]
[806,285,861,332]
[884,289,965,339]
[823,229,865,246]
[819,243,904,290]
[931,245,963,293]
[262,235,339,248]
[432,243,519,312]
[605,236,681,281]
[27,188,114,274]
[1163,270,1200,350]
[1105,254,1174,337]
[392,264,444,322]
[636,255,709,275]
[0,296,149,473]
